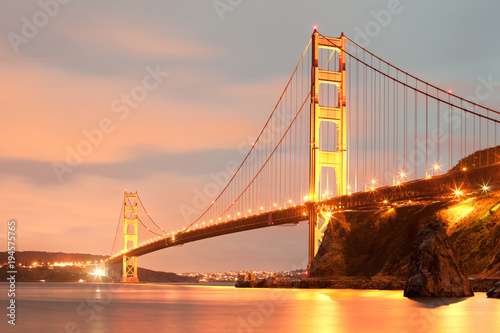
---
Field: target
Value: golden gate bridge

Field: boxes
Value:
[106,30,500,282]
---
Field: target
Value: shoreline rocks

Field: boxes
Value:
[486,280,500,298]
[235,276,498,291]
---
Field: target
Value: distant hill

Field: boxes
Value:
[0,251,197,283]
[0,251,107,266]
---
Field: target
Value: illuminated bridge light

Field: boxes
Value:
[260,206,264,210]
[462,167,467,171]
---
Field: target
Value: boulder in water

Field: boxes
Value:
[486,281,500,298]
[404,219,474,297]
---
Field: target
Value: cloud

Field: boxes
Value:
[61,16,221,59]
[0,148,240,186]
[0,50,286,166]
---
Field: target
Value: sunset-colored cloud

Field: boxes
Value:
[60,16,221,59]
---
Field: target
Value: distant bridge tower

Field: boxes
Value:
[121,192,139,282]
[308,30,347,265]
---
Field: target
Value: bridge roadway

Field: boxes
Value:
[107,163,500,264]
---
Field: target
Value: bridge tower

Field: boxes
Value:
[121,192,139,282]
[308,30,347,265]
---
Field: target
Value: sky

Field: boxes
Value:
[1,0,500,273]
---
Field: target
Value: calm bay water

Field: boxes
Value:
[1,282,499,333]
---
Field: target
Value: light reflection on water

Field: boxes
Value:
[1,282,499,333]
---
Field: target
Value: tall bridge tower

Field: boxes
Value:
[121,192,139,282]
[308,30,347,265]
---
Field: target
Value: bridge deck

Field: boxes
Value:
[108,163,500,264]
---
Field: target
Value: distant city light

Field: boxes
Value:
[92,267,104,277]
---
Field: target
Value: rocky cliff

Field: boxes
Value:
[309,193,500,280]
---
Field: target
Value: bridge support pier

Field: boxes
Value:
[121,192,139,283]
[308,30,347,268]
[307,203,332,266]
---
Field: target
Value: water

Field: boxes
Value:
[1,282,499,333]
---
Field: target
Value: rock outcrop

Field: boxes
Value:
[305,192,500,289]
[486,281,500,298]
[404,219,474,297]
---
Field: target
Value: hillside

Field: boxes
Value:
[0,251,196,283]
[0,251,107,266]
[449,145,500,173]
[309,192,500,279]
